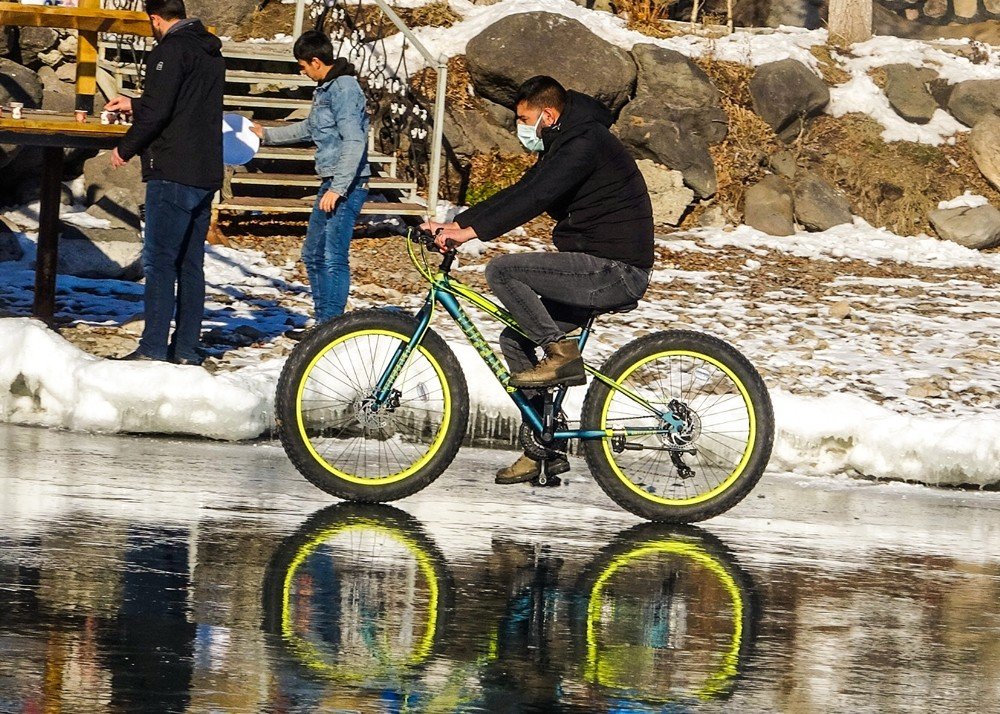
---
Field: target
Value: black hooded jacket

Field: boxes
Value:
[117,19,225,190]
[456,91,654,270]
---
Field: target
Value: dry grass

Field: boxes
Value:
[466,151,535,206]
[868,66,888,91]
[686,57,779,224]
[231,2,297,42]
[809,45,851,85]
[695,56,755,108]
[401,1,462,29]
[800,114,1000,235]
[234,2,459,43]
[409,55,476,109]
[616,0,677,23]
[614,0,682,38]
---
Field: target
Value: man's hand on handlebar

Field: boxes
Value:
[419,220,478,253]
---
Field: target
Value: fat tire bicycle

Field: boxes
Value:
[275,229,774,523]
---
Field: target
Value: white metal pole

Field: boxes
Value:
[293,0,306,37]
[427,58,447,217]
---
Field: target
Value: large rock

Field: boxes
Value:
[466,13,636,113]
[928,204,1000,250]
[749,59,829,141]
[0,26,14,58]
[0,58,44,170]
[183,0,260,36]
[884,64,939,125]
[39,64,76,114]
[636,160,695,227]
[793,171,852,231]
[625,44,728,145]
[948,79,1000,128]
[84,187,143,236]
[744,174,794,236]
[58,228,143,280]
[969,115,1000,192]
[0,232,24,263]
[443,102,522,157]
[765,0,825,28]
[84,150,144,206]
[618,112,717,198]
[16,27,59,67]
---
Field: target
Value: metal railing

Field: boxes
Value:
[100,0,448,215]
[298,0,447,215]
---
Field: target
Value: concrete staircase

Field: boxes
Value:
[97,38,426,223]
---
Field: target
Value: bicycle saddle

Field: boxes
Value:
[590,300,639,316]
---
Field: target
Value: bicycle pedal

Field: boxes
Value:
[531,474,562,488]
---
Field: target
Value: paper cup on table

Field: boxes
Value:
[222,113,260,166]
[10,102,23,119]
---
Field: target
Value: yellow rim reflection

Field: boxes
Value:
[280,518,441,681]
[585,537,748,702]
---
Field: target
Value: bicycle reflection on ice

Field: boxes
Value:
[261,504,759,711]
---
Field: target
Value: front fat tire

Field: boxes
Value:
[275,309,470,502]
[582,331,774,523]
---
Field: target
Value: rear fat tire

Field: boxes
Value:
[275,309,470,502]
[581,330,774,523]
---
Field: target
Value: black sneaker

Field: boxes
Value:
[172,355,204,367]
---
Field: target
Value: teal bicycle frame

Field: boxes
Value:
[373,236,686,441]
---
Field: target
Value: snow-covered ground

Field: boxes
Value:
[2,215,999,487]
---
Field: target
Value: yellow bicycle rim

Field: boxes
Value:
[295,329,453,485]
[600,349,757,507]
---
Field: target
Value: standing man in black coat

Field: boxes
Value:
[107,0,225,365]
[422,75,655,484]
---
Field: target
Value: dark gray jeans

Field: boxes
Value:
[485,251,650,382]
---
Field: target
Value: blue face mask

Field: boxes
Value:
[517,114,545,153]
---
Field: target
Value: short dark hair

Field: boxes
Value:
[293,30,335,66]
[145,0,186,20]
[515,76,567,113]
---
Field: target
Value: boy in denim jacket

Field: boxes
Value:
[252,30,370,328]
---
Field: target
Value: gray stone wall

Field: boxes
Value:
[879,0,1000,24]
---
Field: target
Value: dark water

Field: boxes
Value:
[1,424,1000,713]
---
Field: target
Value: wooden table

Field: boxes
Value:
[0,1,150,114]
[0,114,128,321]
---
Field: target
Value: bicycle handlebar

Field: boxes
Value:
[408,227,458,254]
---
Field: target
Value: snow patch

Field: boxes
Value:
[772,390,1000,486]
[0,319,276,441]
[937,192,990,210]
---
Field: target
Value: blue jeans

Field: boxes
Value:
[303,177,368,322]
[138,179,214,361]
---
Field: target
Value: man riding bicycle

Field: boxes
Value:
[422,76,655,485]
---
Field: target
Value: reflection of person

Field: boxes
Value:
[422,76,654,484]
[107,0,224,365]
[250,30,370,337]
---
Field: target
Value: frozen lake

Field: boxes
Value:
[1,423,999,712]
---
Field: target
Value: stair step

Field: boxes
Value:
[100,61,314,87]
[217,196,426,216]
[253,146,396,165]
[221,41,299,63]
[223,94,312,109]
[232,173,415,190]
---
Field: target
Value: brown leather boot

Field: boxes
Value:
[509,339,586,388]
[495,454,541,484]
